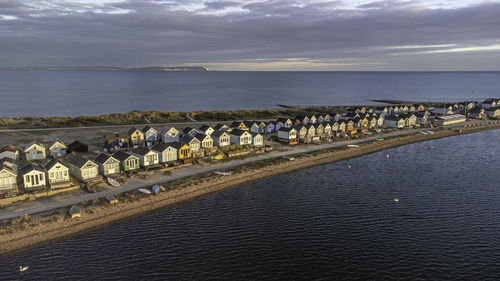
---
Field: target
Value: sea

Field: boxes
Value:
[1,129,499,280]
[0,70,499,117]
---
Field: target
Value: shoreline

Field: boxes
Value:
[1,123,499,256]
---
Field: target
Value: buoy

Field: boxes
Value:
[386,154,390,158]
[348,165,351,168]
[394,198,399,203]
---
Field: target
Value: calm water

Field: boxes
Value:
[1,70,499,116]
[1,129,499,280]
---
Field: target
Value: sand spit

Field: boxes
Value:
[1,123,499,256]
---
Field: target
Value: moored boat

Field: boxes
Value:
[125,192,135,198]
[152,185,160,194]
[106,195,118,204]
[138,188,151,194]
[69,205,81,218]
[212,171,232,176]
[107,177,120,187]
[347,144,359,148]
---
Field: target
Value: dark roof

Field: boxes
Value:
[276,118,290,123]
[0,162,16,175]
[128,127,140,135]
[344,112,359,118]
[21,163,43,174]
[199,125,212,132]
[170,141,188,150]
[278,127,294,132]
[195,133,210,142]
[112,150,136,161]
[68,155,93,168]
[141,125,157,133]
[182,127,196,134]
[94,153,113,164]
[211,130,229,138]
[180,135,199,144]
[151,143,169,152]
[230,128,250,136]
[45,158,66,170]
[230,121,243,127]
[385,116,403,121]
[213,124,228,130]
[132,148,153,156]
[243,121,257,127]
[295,115,308,121]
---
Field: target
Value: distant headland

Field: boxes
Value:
[0,66,209,72]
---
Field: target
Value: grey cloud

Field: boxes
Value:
[0,0,499,70]
[204,1,241,10]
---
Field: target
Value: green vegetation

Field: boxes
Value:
[0,106,348,129]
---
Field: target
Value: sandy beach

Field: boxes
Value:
[1,122,499,256]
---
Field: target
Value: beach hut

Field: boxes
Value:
[130,148,159,167]
[0,162,18,196]
[305,124,316,137]
[24,141,46,161]
[198,125,215,136]
[127,127,144,147]
[171,142,192,161]
[68,155,99,182]
[161,125,180,143]
[195,133,214,149]
[179,135,201,152]
[229,129,253,145]
[211,131,231,147]
[141,126,159,145]
[0,144,20,161]
[294,125,307,140]
[266,122,275,133]
[277,127,297,141]
[309,115,317,124]
[47,139,67,158]
[151,143,178,163]
[21,163,46,191]
[243,121,260,134]
[94,153,120,176]
[112,151,140,172]
[251,133,264,146]
[45,158,71,189]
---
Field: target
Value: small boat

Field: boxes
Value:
[125,192,135,198]
[138,188,151,194]
[212,171,232,176]
[394,198,399,203]
[282,156,295,161]
[347,144,359,148]
[376,138,384,141]
[69,205,81,218]
[107,177,120,187]
[106,195,118,204]
[152,185,160,194]
[19,266,29,272]
[426,131,434,134]
[419,131,427,135]
[214,154,224,160]
[159,185,166,192]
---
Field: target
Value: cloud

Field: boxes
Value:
[0,0,499,70]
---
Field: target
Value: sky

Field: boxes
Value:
[1,0,500,70]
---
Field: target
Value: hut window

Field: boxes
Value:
[26,175,30,182]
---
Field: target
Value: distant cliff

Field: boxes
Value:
[0,66,209,72]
